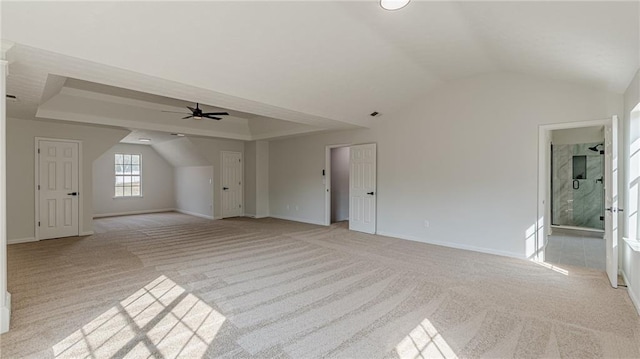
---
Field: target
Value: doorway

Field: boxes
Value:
[35,138,81,240]
[325,143,377,234]
[330,146,350,225]
[537,117,620,287]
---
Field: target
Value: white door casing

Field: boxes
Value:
[221,151,243,218]
[349,143,376,234]
[37,139,80,240]
[604,115,619,288]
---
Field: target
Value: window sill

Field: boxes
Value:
[113,196,144,200]
[623,237,640,253]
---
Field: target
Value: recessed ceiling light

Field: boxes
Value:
[139,138,151,142]
[380,0,410,11]
[171,133,185,137]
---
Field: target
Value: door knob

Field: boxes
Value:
[67,192,78,196]
[223,187,229,190]
[367,192,375,195]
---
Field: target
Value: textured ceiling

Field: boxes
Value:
[2,1,639,139]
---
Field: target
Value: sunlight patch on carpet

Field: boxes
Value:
[52,275,225,358]
[396,318,457,359]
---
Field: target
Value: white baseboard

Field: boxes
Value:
[376,230,524,259]
[7,237,36,245]
[79,231,94,236]
[93,208,176,218]
[268,215,326,226]
[244,213,270,219]
[621,270,640,316]
[175,209,214,220]
[1,292,11,334]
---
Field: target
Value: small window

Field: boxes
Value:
[115,154,141,197]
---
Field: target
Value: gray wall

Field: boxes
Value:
[7,118,128,240]
[175,166,214,219]
[244,141,257,216]
[622,68,640,313]
[330,147,349,222]
[269,73,622,258]
[93,143,175,217]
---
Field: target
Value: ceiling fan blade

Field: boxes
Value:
[203,115,222,120]
[162,110,191,114]
[202,112,229,116]
[186,106,196,113]
[182,115,193,119]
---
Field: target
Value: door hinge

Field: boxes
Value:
[38,221,40,227]
[37,148,40,154]
[239,159,241,162]
[38,185,40,190]
[239,204,242,208]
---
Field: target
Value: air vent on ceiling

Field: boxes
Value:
[370,111,380,117]
[6,94,17,101]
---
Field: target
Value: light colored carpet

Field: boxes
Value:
[1,213,639,358]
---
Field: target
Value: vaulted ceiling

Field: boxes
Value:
[2,1,639,141]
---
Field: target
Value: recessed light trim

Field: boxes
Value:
[138,138,151,142]
[380,0,410,11]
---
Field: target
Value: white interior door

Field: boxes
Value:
[349,143,376,234]
[604,115,619,288]
[38,140,79,240]
[221,151,243,218]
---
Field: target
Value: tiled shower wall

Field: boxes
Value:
[552,143,604,230]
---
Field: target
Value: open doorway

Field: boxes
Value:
[330,147,350,226]
[547,126,606,270]
[538,116,620,288]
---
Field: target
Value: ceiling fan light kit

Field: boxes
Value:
[162,103,230,121]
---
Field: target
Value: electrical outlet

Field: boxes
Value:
[423,220,430,228]
[295,205,299,211]
[286,204,290,211]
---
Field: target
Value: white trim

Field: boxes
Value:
[93,208,176,218]
[244,213,270,219]
[35,137,84,241]
[621,270,640,316]
[377,230,524,259]
[7,237,37,245]
[175,208,214,220]
[623,237,640,252]
[269,215,326,226]
[1,292,10,334]
[80,231,94,236]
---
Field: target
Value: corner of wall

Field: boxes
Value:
[0,291,10,334]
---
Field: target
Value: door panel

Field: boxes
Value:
[349,144,376,234]
[38,140,79,239]
[604,116,618,288]
[222,151,243,218]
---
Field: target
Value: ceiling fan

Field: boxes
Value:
[162,103,229,120]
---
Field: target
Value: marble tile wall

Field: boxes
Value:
[552,142,604,230]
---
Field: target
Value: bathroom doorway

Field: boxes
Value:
[548,126,606,270]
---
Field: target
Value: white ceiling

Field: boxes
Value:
[2,1,639,141]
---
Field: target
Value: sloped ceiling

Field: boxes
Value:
[2,1,639,141]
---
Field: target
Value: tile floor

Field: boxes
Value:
[545,231,606,271]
